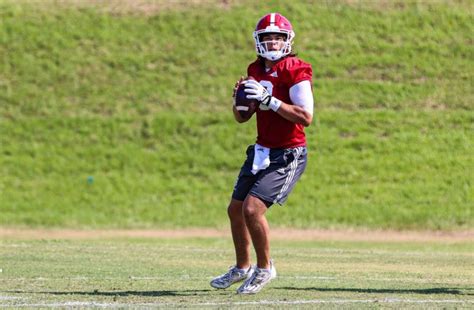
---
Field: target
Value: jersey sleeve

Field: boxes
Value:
[287,61,312,86]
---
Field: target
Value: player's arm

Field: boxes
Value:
[274,80,313,126]
[244,79,314,127]
[273,104,312,127]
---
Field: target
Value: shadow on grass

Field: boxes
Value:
[7,289,225,297]
[276,287,473,295]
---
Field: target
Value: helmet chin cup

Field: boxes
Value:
[263,50,283,61]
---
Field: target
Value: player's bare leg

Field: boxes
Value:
[210,199,253,289]
[228,199,252,269]
[237,194,276,294]
[242,195,270,269]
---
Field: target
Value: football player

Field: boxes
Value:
[210,13,314,294]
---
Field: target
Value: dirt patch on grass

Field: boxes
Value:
[1,228,472,243]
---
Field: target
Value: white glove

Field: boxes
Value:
[243,80,282,111]
[243,80,272,106]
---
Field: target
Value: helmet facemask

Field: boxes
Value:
[254,30,294,61]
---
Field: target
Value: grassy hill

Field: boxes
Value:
[0,0,472,230]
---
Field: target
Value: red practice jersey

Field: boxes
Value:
[247,56,313,149]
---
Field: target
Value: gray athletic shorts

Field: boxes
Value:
[232,144,308,207]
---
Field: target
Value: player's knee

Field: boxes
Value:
[242,204,257,220]
[227,200,243,220]
[243,195,268,220]
[242,199,260,219]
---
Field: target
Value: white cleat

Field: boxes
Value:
[237,259,277,294]
[210,265,254,289]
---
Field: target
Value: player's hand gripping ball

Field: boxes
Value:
[234,76,258,120]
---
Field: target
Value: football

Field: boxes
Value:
[235,77,258,120]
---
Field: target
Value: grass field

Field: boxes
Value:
[1,230,473,308]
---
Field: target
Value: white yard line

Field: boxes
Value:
[0,296,23,300]
[3,275,471,284]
